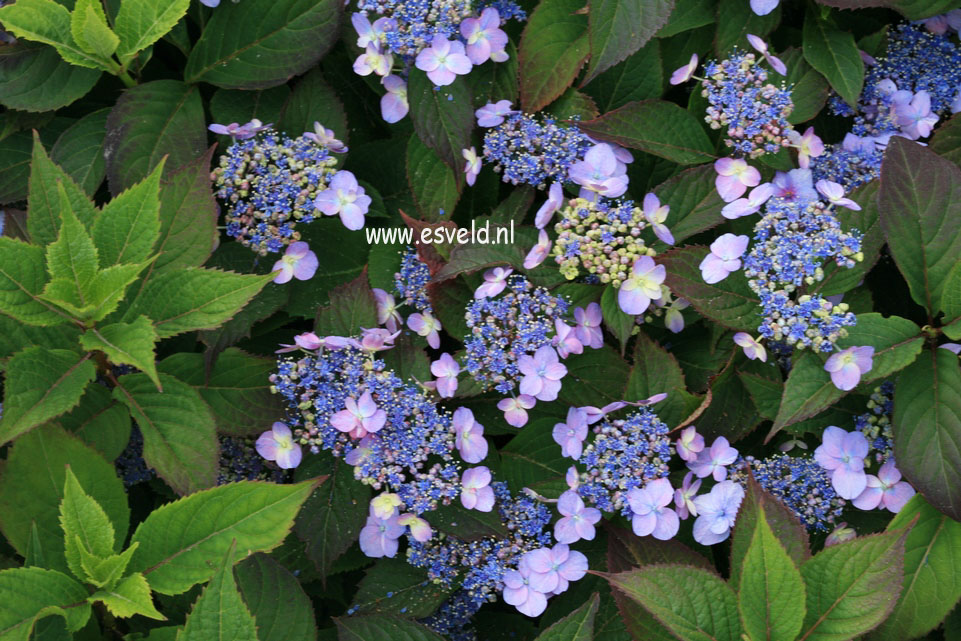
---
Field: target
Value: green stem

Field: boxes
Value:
[117,68,137,88]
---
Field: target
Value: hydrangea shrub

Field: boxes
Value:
[1,0,961,639]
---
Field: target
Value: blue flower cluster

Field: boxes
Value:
[481,113,593,188]
[701,50,794,157]
[854,381,895,466]
[394,246,434,313]
[576,407,673,515]
[213,128,339,255]
[742,180,862,352]
[735,454,844,532]
[115,427,156,487]
[464,275,569,394]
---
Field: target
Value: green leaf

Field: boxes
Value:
[879,136,961,315]
[0,567,91,639]
[185,0,340,89]
[813,181,882,296]
[799,529,908,641]
[600,284,635,352]
[0,237,70,326]
[78,543,138,589]
[276,68,348,142]
[518,0,589,112]
[582,40,662,113]
[407,70,473,170]
[815,0,961,20]
[55,382,131,461]
[210,86,291,133]
[293,455,370,578]
[605,565,743,641]
[112,372,218,495]
[652,164,727,245]
[157,348,283,437]
[660,246,760,331]
[499,417,571,496]
[0,0,108,70]
[802,10,864,107]
[0,424,130,574]
[91,572,165,620]
[468,40,519,107]
[583,0,672,84]
[579,100,715,165]
[558,344,631,407]
[105,79,207,194]
[781,48,831,125]
[0,40,100,113]
[835,313,923,383]
[656,0,713,38]
[113,0,188,61]
[43,183,99,305]
[771,350,842,435]
[351,558,455,619]
[235,554,318,641]
[0,347,95,446]
[127,479,319,595]
[78,260,151,322]
[59,467,117,582]
[535,593,599,641]
[406,134,461,221]
[123,267,273,339]
[70,0,119,59]
[314,269,380,337]
[80,316,161,391]
[27,131,98,246]
[738,505,806,641]
[892,348,961,521]
[334,615,447,641]
[0,316,79,362]
[93,161,163,267]
[715,0,780,57]
[177,544,256,641]
[50,108,109,196]
[929,113,961,171]
[625,332,699,428]
[432,242,526,282]
[868,494,961,641]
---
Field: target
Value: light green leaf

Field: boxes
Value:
[70,0,119,59]
[93,161,164,267]
[92,572,165,621]
[123,267,274,338]
[78,543,138,589]
[126,479,320,595]
[869,494,961,641]
[28,130,99,244]
[0,567,91,640]
[235,554,318,641]
[59,467,116,582]
[534,593,599,641]
[738,505,806,641]
[79,316,161,391]
[605,565,743,641]
[114,0,189,61]
[83,261,152,322]
[0,0,107,70]
[0,347,95,446]
[0,237,70,326]
[799,529,907,641]
[112,372,218,495]
[44,183,99,305]
[177,544,255,641]
[802,11,864,107]
[334,615,447,641]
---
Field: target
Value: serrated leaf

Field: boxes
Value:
[0,40,100,113]
[27,131,98,246]
[127,479,319,595]
[81,260,152,322]
[579,100,715,165]
[0,424,130,574]
[92,572,165,621]
[78,543,138,589]
[659,246,760,331]
[314,269,379,337]
[0,316,79,361]
[55,383,131,460]
[59,467,116,582]
[44,182,98,302]
[696,362,761,442]
[535,593,599,641]
[558,344,631,407]
[113,0,188,61]
[780,48,830,125]
[835,313,923,383]
[715,0,780,57]
[868,494,961,641]
[123,267,273,339]
[583,0,672,84]
[0,0,107,70]
[625,332,699,428]
[656,0,713,38]
[176,543,255,639]
[93,161,163,267]
[0,567,92,639]
[407,70,473,170]
[80,316,161,390]
[738,505,806,641]
[802,11,864,107]
[893,348,961,521]
[0,347,95,446]
[429,501,511,541]
[406,134,461,221]
[605,564,743,641]
[70,0,119,59]
[351,558,454,619]
[50,108,109,196]
[157,348,283,437]
[432,242,526,282]
[335,615,447,641]
[770,350,841,435]
[105,79,207,194]
[112,372,218,495]
[583,40,663,113]
[235,554,318,641]
[518,0,589,112]
[0,237,70,326]
[799,529,907,641]
[879,136,961,315]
